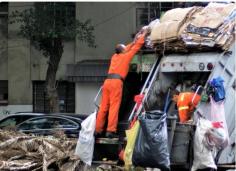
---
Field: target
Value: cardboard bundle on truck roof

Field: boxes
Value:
[150,7,199,43]
[149,2,236,54]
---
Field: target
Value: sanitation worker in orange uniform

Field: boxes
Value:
[95,29,148,138]
[173,85,203,123]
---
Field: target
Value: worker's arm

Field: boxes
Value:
[125,42,134,52]
[123,34,145,63]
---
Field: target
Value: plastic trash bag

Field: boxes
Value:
[207,76,225,102]
[191,117,217,171]
[209,96,229,147]
[124,120,140,166]
[124,120,140,167]
[204,126,227,150]
[132,110,170,171]
[75,111,96,165]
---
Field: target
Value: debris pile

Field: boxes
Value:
[0,131,81,171]
[149,2,236,53]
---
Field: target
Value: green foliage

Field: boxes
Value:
[9,2,95,57]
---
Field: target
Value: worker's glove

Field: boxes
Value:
[134,94,144,110]
[141,26,151,34]
[134,31,142,41]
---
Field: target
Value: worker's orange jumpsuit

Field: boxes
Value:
[95,35,145,133]
[176,92,201,123]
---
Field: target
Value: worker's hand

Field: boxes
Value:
[133,32,141,43]
[140,26,149,33]
[133,26,150,43]
[140,26,150,36]
[134,29,148,42]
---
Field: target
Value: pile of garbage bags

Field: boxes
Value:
[149,2,235,53]
[191,89,229,171]
[0,130,81,171]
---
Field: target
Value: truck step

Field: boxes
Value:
[92,160,118,165]
[95,138,119,144]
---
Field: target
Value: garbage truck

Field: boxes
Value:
[92,43,235,171]
[93,2,235,171]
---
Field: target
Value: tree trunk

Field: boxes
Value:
[45,38,63,113]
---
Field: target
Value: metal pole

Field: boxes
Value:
[128,58,159,121]
[93,86,102,109]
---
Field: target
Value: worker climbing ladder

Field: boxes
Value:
[92,54,162,164]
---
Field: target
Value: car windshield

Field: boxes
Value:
[17,117,78,130]
[0,117,18,128]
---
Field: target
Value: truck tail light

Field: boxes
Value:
[207,63,214,70]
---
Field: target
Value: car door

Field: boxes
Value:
[17,116,80,137]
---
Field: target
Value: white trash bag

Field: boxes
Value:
[204,125,228,150]
[209,96,229,147]
[191,117,217,171]
[75,111,96,165]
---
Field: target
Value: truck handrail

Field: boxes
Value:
[128,56,160,121]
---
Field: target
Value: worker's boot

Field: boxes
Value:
[94,131,104,138]
[105,131,119,139]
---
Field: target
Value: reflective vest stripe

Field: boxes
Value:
[180,94,185,101]
[178,106,189,110]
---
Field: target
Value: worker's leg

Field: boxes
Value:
[95,82,110,133]
[178,109,190,123]
[107,80,123,132]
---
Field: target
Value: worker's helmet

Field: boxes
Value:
[115,44,126,54]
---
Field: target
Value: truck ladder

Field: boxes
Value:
[128,56,161,122]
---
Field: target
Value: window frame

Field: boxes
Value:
[0,80,8,106]
[17,116,79,131]
[135,2,177,30]
[33,81,75,113]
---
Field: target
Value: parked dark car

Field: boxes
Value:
[15,112,88,121]
[0,113,45,129]
[55,113,88,121]
[16,115,82,138]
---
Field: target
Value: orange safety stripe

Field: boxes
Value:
[178,106,189,111]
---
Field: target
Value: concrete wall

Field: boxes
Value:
[0,105,32,115]
[8,3,32,105]
[75,2,136,113]
[76,2,136,61]
[76,83,102,114]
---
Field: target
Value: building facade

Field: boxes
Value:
[0,2,180,114]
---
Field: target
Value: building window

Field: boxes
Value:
[0,2,8,15]
[0,2,8,31]
[136,2,175,30]
[34,2,75,32]
[136,2,207,30]
[33,81,75,113]
[0,80,8,105]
